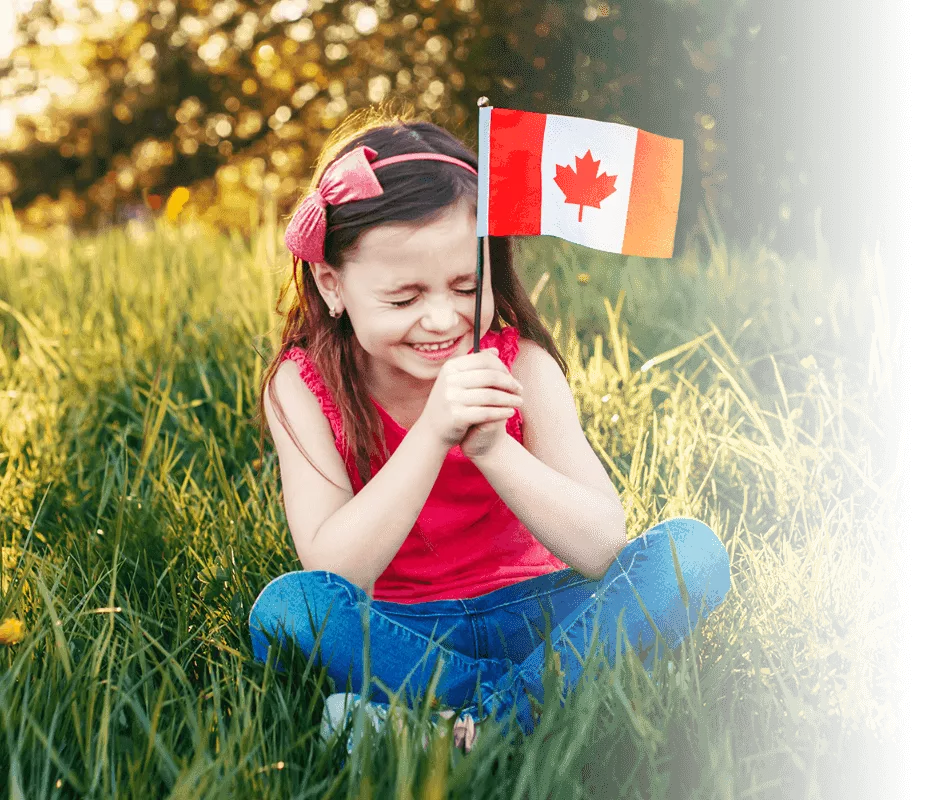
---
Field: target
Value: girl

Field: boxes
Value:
[249,112,731,754]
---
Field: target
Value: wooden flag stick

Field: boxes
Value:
[474,95,490,353]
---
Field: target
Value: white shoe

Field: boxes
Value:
[320,693,391,755]
[320,694,481,755]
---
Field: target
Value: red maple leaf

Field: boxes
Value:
[553,149,618,222]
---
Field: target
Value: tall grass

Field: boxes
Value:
[519,202,893,374]
[0,196,905,798]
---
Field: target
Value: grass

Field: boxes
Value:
[0,195,905,799]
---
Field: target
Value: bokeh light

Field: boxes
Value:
[0,0,911,271]
[0,0,486,234]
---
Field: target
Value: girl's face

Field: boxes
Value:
[311,199,496,401]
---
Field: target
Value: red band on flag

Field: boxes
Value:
[622,129,683,258]
[488,108,546,236]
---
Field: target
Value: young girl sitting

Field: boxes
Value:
[249,113,731,754]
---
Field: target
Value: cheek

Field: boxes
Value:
[361,320,402,348]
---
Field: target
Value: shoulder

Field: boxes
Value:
[264,352,345,448]
[263,360,354,494]
[508,336,621,505]
[263,359,314,438]
[277,346,313,383]
[264,355,307,409]
[510,336,564,385]
[267,348,330,407]
[509,336,574,445]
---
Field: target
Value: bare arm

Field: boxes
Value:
[265,363,449,596]
[470,435,626,580]
[310,418,449,594]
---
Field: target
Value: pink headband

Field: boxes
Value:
[284,145,479,263]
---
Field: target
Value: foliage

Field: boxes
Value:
[1,0,906,266]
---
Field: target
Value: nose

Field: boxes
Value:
[420,296,461,333]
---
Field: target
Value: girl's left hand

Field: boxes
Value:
[460,415,512,462]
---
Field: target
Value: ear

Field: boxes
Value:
[309,261,342,306]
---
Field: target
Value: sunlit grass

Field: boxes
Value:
[0,197,904,798]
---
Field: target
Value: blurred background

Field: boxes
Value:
[0,0,916,280]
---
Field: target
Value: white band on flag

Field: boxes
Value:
[540,113,639,255]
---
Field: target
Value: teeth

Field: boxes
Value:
[412,338,456,352]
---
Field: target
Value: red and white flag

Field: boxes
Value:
[476,106,683,258]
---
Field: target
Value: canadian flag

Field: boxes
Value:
[476,106,683,258]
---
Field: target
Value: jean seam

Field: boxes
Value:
[472,553,639,614]
[464,601,481,662]
[373,597,476,619]
[354,587,478,668]
[468,525,686,616]
[453,574,593,616]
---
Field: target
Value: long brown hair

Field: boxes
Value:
[253,104,568,489]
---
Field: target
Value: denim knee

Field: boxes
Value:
[249,571,331,664]
[660,517,731,609]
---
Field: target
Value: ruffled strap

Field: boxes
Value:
[493,325,521,369]
[281,347,348,459]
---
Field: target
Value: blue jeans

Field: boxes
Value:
[249,517,731,737]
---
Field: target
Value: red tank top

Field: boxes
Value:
[281,325,569,603]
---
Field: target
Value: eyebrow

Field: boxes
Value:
[381,272,476,295]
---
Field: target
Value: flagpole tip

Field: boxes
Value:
[477,96,490,107]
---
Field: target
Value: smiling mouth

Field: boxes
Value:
[407,335,464,353]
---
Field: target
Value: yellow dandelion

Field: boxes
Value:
[0,617,25,646]
[577,272,590,284]
[164,187,190,222]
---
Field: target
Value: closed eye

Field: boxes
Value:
[390,288,478,308]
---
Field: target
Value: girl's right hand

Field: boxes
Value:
[418,347,523,451]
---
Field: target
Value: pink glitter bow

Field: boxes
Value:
[284,144,478,263]
[284,145,384,264]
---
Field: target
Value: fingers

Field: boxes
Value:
[456,348,511,377]
[465,387,523,407]
[455,405,514,429]
[454,368,522,393]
